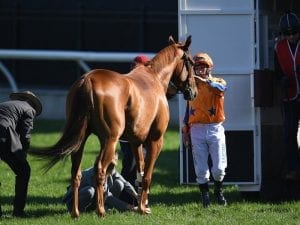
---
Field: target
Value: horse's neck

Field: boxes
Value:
[157,61,178,90]
[151,51,179,90]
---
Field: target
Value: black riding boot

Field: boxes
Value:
[199,183,210,208]
[214,181,227,206]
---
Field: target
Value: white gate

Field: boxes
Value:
[178,0,261,191]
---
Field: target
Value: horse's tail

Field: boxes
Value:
[29,74,94,171]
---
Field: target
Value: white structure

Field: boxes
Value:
[178,0,261,191]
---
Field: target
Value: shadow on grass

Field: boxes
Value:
[148,188,243,206]
[0,195,67,218]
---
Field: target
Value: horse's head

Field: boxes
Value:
[168,35,198,101]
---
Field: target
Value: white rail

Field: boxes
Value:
[0,49,155,92]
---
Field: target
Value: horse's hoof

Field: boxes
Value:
[145,207,151,214]
[96,207,106,218]
[97,212,106,218]
[71,208,80,219]
[138,206,151,215]
[71,212,80,219]
[143,206,151,214]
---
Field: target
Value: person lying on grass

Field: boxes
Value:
[62,152,140,213]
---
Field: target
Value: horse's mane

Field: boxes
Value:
[148,44,178,74]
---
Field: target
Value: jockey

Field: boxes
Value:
[183,52,228,208]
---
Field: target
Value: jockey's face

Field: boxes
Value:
[284,30,299,44]
[194,64,210,79]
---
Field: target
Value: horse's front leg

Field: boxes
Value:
[139,139,163,214]
[138,176,151,214]
[134,145,150,214]
[138,168,152,214]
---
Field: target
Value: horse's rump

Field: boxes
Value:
[28,74,94,170]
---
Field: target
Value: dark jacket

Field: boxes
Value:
[274,39,300,100]
[0,100,36,152]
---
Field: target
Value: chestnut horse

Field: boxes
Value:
[31,35,197,218]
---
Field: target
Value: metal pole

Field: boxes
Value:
[0,61,18,92]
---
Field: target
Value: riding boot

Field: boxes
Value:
[199,183,210,208]
[214,181,227,206]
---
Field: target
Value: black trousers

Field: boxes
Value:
[119,141,136,204]
[120,141,136,186]
[282,100,300,171]
[0,141,31,213]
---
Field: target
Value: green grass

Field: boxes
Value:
[0,120,299,225]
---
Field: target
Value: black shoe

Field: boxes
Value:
[12,210,27,218]
[201,191,210,208]
[215,191,227,206]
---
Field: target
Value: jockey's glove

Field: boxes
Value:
[207,79,227,92]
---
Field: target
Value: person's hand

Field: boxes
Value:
[182,125,189,134]
[182,125,190,149]
[133,191,139,200]
[207,79,227,91]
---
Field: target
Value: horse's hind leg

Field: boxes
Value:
[94,138,118,217]
[70,146,85,218]
[94,161,106,217]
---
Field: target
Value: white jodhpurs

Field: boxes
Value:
[190,123,227,184]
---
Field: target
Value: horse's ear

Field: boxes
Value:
[184,35,192,50]
[169,36,176,45]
